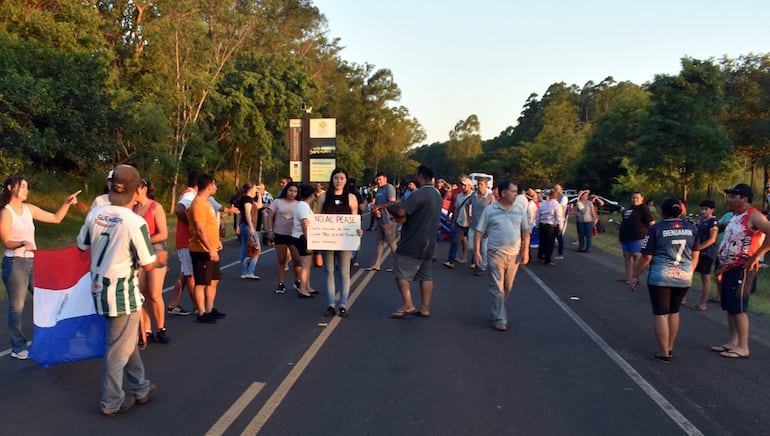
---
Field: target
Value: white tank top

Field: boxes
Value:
[4,204,35,258]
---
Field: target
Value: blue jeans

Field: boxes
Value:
[2,256,33,353]
[487,250,521,326]
[324,251,352,308]
[577,221,594,251]
[101,311,151,412]
[468,229,488,270]
[239,223,259,275]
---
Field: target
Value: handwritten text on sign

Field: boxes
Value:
[308,214,361,251]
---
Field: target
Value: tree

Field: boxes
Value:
[720,54,770,191]
[519,83,586,186]
[575,82,650,193]
[633,58,733,200]
[0,36,120,177]
[446,114,482,175]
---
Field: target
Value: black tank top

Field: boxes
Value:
[324,192,351,214]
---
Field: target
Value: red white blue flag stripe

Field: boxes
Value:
[29,246,106,367]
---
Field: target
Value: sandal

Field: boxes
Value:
[389,308,416,319]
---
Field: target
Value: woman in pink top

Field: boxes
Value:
[267,183,300,294]
[1,176,80,360]
[133,178,170,346]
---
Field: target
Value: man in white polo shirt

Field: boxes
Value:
[473,180,531,332]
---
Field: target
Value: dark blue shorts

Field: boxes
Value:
[720,267,756,314]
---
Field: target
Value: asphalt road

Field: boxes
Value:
[2,217,770,435]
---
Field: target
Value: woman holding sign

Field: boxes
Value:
[316,168,362,318]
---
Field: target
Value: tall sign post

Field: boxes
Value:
[308,118,336,182]
[288,119,302,182]
[289,116,336,183]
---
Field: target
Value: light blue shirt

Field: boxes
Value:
[474,200,531,255]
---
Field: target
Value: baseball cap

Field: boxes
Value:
[108,165,141,206]
[724,183,753,202]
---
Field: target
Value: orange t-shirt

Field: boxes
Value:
[188,196,218,253]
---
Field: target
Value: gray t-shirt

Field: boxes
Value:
[396,184,443,259]
[374,183,396,225]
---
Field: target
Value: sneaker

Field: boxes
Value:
[338,307,348,318]
[554,255,565,260]
[240,274,261,280]
[325,306,337,317]
[167,305,191,316]
[102,395,136,416]
[494,324,507,332]
[196,312,216,324]
[456,257,467,264]
[474,269,485,276]
[275,283,286,294]
[136,383,157,405]
[155,328,170,344]
[469,263,477,269]
[442,261,455,269]
[11,349,29,360]
[293,280,301,292]
[145,331,156,344]
[210,308,227,319]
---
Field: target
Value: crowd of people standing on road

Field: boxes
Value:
[4,161,769,416]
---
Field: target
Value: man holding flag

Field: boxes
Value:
[77,165,163,416]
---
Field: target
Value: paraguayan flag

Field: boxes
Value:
[29,246,106,367]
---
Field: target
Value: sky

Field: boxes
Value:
[312,0,770,144]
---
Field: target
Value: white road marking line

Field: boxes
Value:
[205,382,265,436]
[241,266,377,435]
[522,267,704,436]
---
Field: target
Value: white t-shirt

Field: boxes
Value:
[292,201,314,238]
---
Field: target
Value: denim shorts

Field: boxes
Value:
[621,239,643,253]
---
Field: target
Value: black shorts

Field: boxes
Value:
[694,255,714,274]
[458,226,469,237]
[647,284,689,315]
[273,233,294,246]
[190,251,222,285]
[293,235,311,256]
[720,267,756,314]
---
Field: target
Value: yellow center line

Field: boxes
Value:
[205,382,265,436]
[240,263,378,435]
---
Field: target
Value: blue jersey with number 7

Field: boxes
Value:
[641,218,700,288]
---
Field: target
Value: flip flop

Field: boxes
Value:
[689,305,707,311]
[652,354,671,364]
[710,345,731,353]
[389,308,416,319]
[720,350,749,359]
[366,266,381,271]
[707,297,720,303]
[413,311,431,318]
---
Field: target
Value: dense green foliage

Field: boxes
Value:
[417,56,770,200]
[1,1,769,203]
[0,0,424,206]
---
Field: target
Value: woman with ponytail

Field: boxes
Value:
[628,198,700,364]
